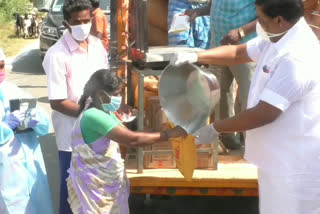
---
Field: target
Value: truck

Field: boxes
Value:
[112,1,320,213]
[112,0,259,204]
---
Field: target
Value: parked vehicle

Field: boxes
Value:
[33,0,52,11]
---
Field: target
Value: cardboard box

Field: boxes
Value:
[144,140,176,169]
[143,96,216,169]
[144,96,176,168]
[196,144,215,169]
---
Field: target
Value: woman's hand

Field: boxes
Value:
[107,124,188,147]
[118,103,133,115]
[114,107,137,123]
[167,126,188,138]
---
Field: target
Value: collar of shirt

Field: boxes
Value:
[63,30,96,53]
[273,17,310,53]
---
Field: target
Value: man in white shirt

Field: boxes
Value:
[170,0,320,213]
[42,0,108,213]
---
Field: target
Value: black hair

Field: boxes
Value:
[255,0,304,22]
[79,69,122,113]
[63,0,93,22]
[89,0,100,9]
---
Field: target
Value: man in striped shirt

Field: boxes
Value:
[168,0,211,49]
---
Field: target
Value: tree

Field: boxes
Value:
[0,0,31,23]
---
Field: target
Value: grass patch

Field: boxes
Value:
[0,21,38,57]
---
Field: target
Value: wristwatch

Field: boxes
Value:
[238,27,246,39]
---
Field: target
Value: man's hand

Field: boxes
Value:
[183,9,198,22]
[50,100,80,117]
[193,124,219,145]
[170,52,198,66]
[220,29,242,46]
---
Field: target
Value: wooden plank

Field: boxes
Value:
[127,157,258,189]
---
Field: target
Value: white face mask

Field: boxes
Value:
[67,22,92,41]
[256,21,288,42]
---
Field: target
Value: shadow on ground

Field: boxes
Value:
[38,96,50,104]
[11,49,44,74]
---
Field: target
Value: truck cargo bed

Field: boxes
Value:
[127,155,258,197]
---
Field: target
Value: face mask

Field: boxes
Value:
[67,22,92,41]
[0,70,5,84]
[99,91,122,112]
[256,21,288,42]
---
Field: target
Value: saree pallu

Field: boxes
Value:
[67,113,129,214]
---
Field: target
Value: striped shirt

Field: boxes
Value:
[168,0,211,49]
[210,0,257,47]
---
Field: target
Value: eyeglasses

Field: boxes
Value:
[0,64,5,69]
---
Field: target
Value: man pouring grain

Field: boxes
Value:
[171,0,320,213]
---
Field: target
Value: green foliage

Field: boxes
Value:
[0,0,32,23]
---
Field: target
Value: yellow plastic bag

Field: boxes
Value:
[167,123,197,181]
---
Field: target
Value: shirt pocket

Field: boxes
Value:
[256,68,272,92]
[259,55,281,88]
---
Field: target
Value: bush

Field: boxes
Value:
[0,0,31,23]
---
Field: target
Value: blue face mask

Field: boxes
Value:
[100,91,122,112]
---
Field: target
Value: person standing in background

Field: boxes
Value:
[0,48,54,214]
[90,0,110,52]
[42,0,109,213]
[168,0,211,49]
[184,0,257,149]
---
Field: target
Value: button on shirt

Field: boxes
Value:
[210,0,257,47]
[43,31,109,151]
[245,18,320,175]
